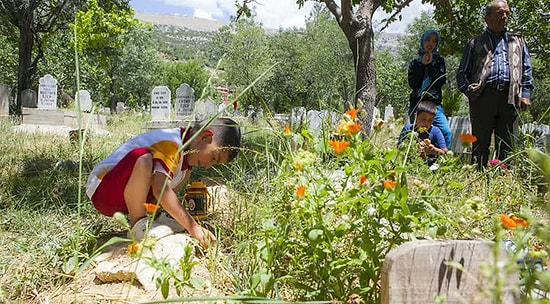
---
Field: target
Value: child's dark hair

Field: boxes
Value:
[194,117,242,162]
[415,101,437,116]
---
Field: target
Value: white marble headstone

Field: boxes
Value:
[195,98,217,121]
[37,74,58,109]
[151,86,171,121]
[76,90,92,112]
[0,84,9,116]
[175,84,195,120]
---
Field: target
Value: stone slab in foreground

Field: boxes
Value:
[380,240,519,304]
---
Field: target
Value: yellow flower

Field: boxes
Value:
[143,203,159,214]
[296,185,306,198]
[295,160,303,171]
[328,139,350,154]
[127,241,139,257]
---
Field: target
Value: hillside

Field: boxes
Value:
[133,12,402,62]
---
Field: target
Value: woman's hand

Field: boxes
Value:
[422,51,433,65]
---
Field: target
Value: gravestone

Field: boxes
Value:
[448,116,472,153]
[380,240,519,304]
[291,107,307,130]
[195,98,217,121]
[0,84,9,118]
[37,74,58,109]
[116,102,126,114]
[21,89,37,108]
[247,105,257,123]
[307,110,339,135]
[521,123,550,152]
[150,86,171,121]
[307,110,322,134]
[76,90,92,112]
[384,105,394,122]
[175,84,195,120]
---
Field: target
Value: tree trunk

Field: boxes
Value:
[350,25,376,137]
[15,10,34,115]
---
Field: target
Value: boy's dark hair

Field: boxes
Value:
[415,101,437,116]
[194,117,242,162]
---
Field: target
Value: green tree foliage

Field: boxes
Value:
[0,30,18,90]
[263,29,307,112]
[374,49,408,118]
[0,0,86,113]
[300,7,355,111]
[160,59,210,101]
[114,26,160,109]
[74,0,139,112]
[212,20,273,110]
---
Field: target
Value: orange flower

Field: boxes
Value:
[359,175,367,185]
[346,123,362,135]
[345,108,359,120]
[296,185,306,198]
[511,216,529,228]
[144,202,159,214]
[127,241,139,256]
[383,179,397,190]
[500,214,517,229]
[459,133,477,143]
[329,139,350,154]
[284,124,291,136]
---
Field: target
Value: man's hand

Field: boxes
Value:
[520,97,531,111]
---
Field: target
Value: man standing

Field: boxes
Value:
[457,0,534,169]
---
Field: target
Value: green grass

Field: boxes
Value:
[0,113,549,303]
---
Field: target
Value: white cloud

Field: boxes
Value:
[252,1,316,29]
[156,0,432,33]
[373,1,434,33]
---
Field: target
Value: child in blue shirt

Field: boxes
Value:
[398,100,448,165]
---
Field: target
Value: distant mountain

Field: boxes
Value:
[134,12,226,32]
[133,12,402,61]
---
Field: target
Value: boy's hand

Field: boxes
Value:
[189,225,217,248]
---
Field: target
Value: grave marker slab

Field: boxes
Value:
[21,89,37,108]
[0,84,9,118]
[175,84,195,120]
[151,86,171,121]
[291,107,307,130]
[76,90,92,112]
[37,74,58,109]
[195,98,217,121]
[380,240,519,304]
[448,116,472,153]
[384,105,394,122]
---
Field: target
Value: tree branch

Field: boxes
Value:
[320,0,342,23]
[377,0,415,32]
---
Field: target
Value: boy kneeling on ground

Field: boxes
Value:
[398,100,448,166]
[86,117,241,247]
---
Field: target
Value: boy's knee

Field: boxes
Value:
[135,153,153,170]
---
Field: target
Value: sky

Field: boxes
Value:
[129,0,434,34]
